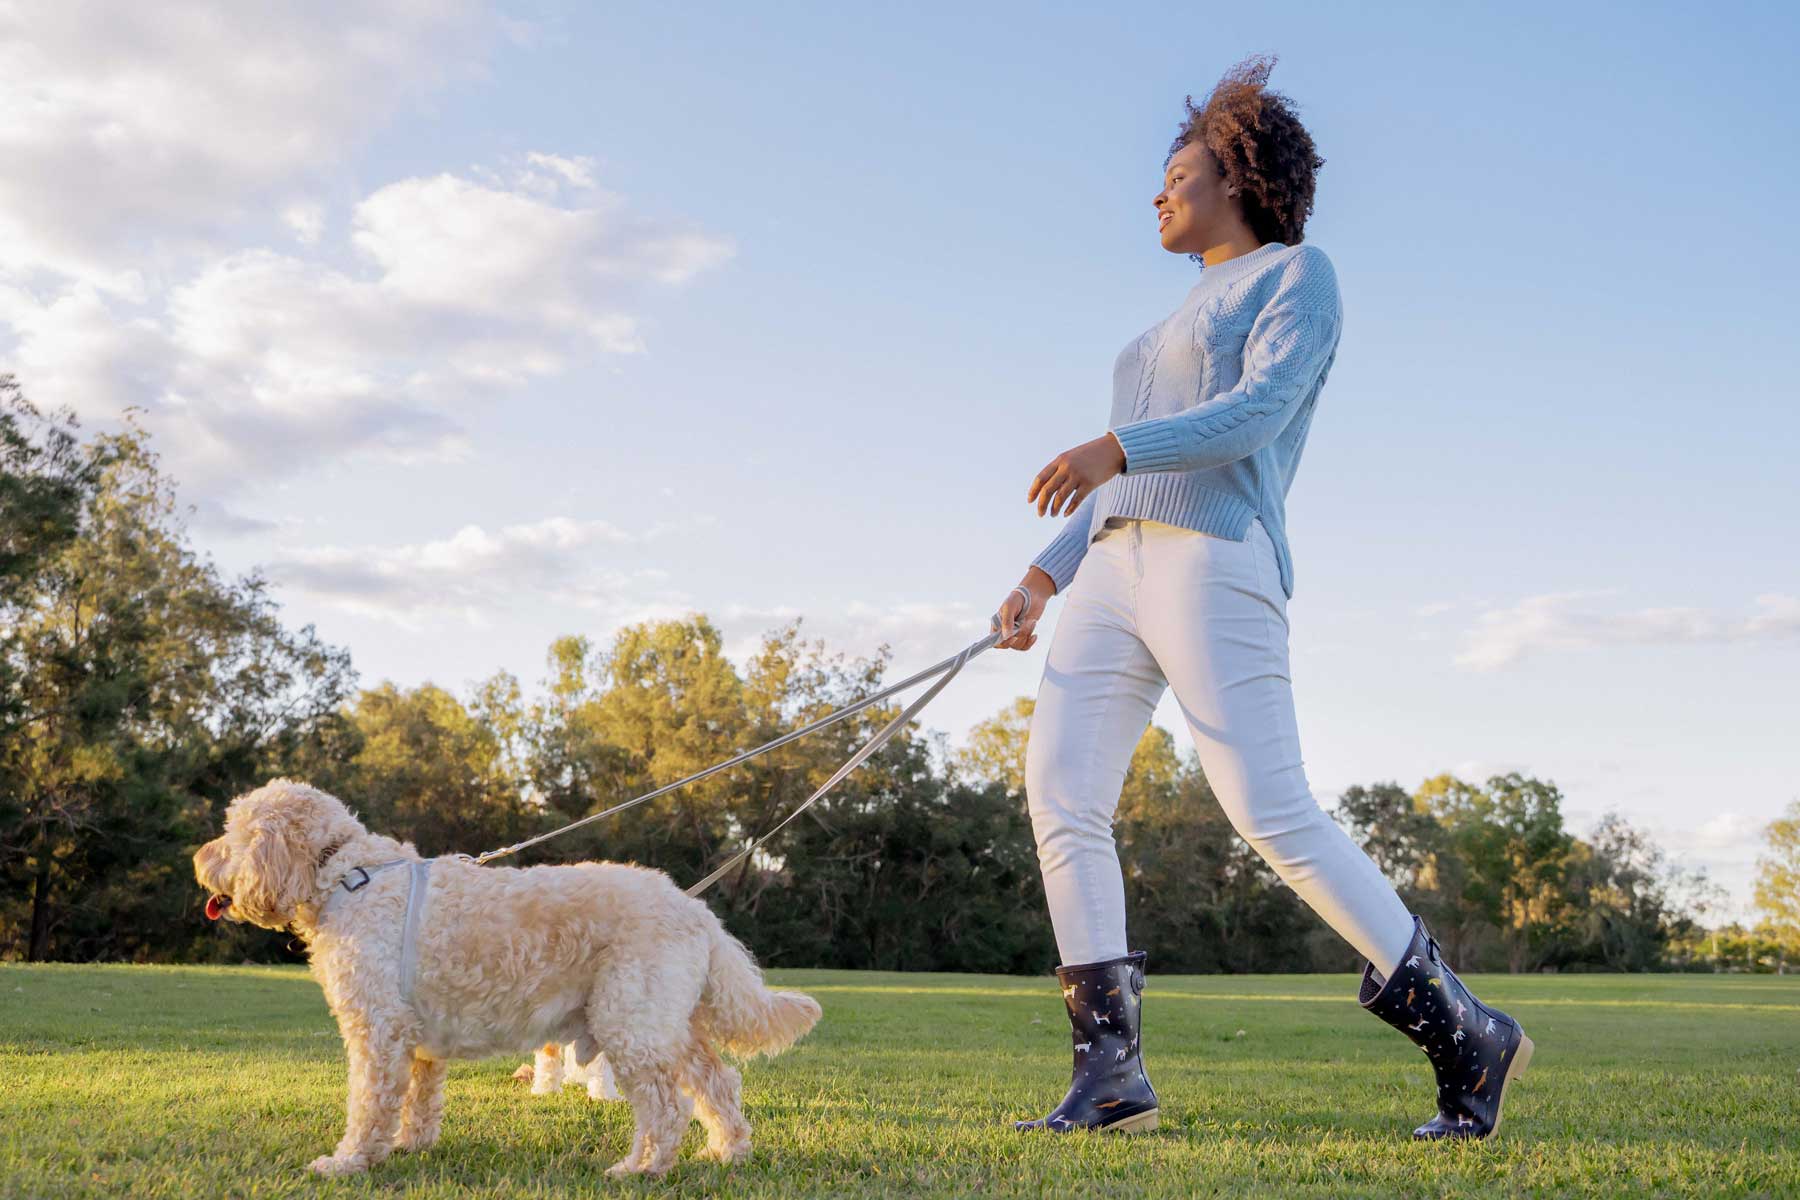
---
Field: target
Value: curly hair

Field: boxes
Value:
[1168,55,1323,246]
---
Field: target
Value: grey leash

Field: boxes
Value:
[473,627,1004,878]
[684,630,986,897]
[321,626,1002,1002]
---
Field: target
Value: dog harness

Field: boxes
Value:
[325,858,431,1006]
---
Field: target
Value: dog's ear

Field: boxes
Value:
[236,811,310,927]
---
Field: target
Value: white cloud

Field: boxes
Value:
[0,4,733,509]
[6,160,733,497]
[523,152,600,193]
[267,517,681,631]
[282,203,327,246]
[1689,811,1768,853]
[6,284,170,418]
[0,0,494,286]
[1454,591,1800,671]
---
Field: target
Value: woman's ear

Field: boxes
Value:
[238,817,307,927]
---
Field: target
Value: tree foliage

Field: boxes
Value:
[1753,800,1800,964]
[0,382,353,961]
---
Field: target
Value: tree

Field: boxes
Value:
[1336,781,1447,912]
[1418,773,1574,972]
[1557,813,1698,972]
[517,618,751,884]
[322,682,534,858]
[956,696,1033,795]
[1753,800,1800,967]
[0,396,351,961]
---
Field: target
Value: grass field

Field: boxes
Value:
[3,964,1797,1198]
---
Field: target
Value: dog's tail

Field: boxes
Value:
[698,922,820,1058]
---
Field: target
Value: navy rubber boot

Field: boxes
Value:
[1360,916,1536,1139]
[1015,950,1159,1134]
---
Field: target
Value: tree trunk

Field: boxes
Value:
[28,835,52,961]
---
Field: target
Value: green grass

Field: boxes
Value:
[3,965,1797,1198]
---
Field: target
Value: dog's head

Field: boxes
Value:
[194,780,364,928]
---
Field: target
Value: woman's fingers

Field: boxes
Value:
[1000,617,1037,651]
[995,588,1039,650]
[1035,465,1072,516]
[1046,475,1084,517]
[1057,479,1083,516]
[1030,457,1092,516]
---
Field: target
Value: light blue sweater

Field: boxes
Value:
[1031,241,1343,599]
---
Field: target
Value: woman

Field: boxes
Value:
[994,57,1533,1141]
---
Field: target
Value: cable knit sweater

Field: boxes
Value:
[1031,241,1343,599]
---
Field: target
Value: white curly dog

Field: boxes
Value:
[193,779,820,1178]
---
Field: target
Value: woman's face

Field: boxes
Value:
[1155,141,1234,255]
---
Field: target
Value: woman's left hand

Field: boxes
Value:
[1028,433,1127,517]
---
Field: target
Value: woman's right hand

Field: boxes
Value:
[995,567,1055,651]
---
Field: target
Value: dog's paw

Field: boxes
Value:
[394,1128,439,1153]
[307,1154,368,1177]
[607,1157,674,1179]
[695,1139,751,1165]
[511,1062,536,1083]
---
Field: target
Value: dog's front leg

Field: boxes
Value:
[395,1052,449,1153]
[309,1030,411,1176]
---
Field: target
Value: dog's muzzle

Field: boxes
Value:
[205,894,232,921]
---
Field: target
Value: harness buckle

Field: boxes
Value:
[340,866,373,893]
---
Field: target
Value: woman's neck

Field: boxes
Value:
[1199,232,1265,267]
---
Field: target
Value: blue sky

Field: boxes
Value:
[2,1,1794,915]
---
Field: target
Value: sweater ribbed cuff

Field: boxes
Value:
[1111,417,1187,474]
[1030,533,1086,595]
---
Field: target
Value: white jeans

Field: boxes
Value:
[1025,517,1414,974]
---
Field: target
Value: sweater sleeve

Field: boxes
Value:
[1110,256,1343,475]
[1028,491,1098,594]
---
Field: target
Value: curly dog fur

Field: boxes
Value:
[194,779,820,1178]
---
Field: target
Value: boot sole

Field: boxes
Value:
[1102,1108,1159,1134]
[1488,1031,1534,1139]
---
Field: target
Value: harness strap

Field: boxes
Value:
[325,858,428,1007]
[400,860,430,1004]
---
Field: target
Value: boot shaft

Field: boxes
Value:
[1055,950,1146,1046]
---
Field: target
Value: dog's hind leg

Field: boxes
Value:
[589,947,708,1177]
[395,1052,448,1152]
[529,1042,563,1095]
[605,1069,689,1178]
[309,1030,412,1177]
[680,1037,751,1164]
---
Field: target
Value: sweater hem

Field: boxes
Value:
[1094,477,1257,545]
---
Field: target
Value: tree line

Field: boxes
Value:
[3,378,1797,972]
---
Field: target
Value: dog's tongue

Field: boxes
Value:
[205,894,228,921]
